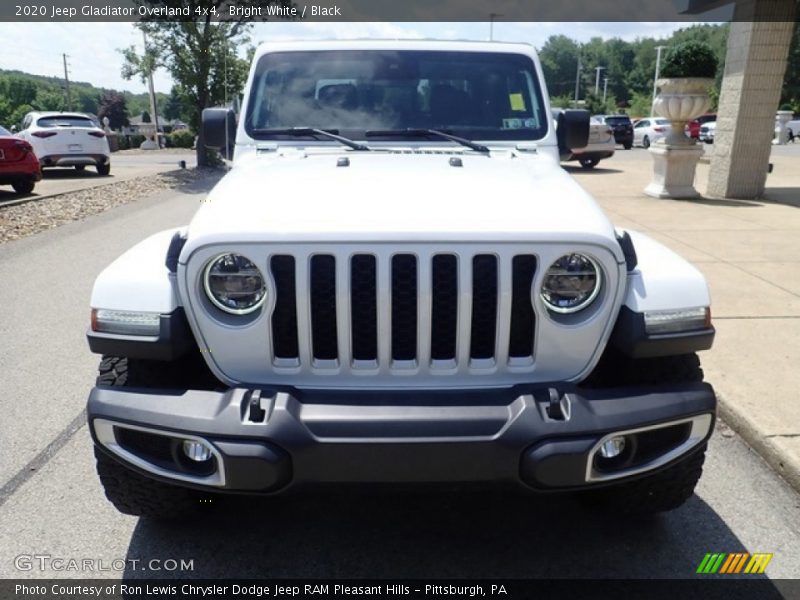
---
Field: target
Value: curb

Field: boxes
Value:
[717,391,800,493]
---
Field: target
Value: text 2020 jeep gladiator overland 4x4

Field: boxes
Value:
[86,41,716,518]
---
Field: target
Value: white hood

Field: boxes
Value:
[185,150,619,253]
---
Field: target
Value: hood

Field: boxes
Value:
[185,150,618,250]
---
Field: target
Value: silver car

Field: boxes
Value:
[633,117,671,148]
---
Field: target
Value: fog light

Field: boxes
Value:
[599,436,626,459]
[182,440,213,462]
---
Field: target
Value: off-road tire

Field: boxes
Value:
[12,179,35,195]
[623,142,632,150]
[580,352,707,513]
[96,162,111,176]
[585,444,707,514]
[94,447,203,519]
[93,354,220,518]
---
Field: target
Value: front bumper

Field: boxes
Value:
[88,382,716,493]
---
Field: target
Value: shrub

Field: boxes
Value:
[660,41,718,79]
[169,129,195,148]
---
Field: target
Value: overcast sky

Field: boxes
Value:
[0,22,689,95]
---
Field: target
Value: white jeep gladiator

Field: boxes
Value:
[87,40,716,518]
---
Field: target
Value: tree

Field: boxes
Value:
[141,110,151,123]
[121,1,281,166]
[781,21,800,111]
[163,85,186,122]
[98,91,130,130]
[539,35,582,99]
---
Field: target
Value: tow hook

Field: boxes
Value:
[247,389,266,422]
[545,388,571,422]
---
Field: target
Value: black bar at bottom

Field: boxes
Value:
[0,578,793,600]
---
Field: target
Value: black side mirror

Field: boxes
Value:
[202,108,236,155]
[556,110,590,156]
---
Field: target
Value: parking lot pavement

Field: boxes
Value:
[571,143,800,491]
[0,150,196,204]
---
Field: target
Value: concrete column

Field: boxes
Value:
[707,0,796,199]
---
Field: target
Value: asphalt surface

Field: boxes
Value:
[1,163,799,583]
[0,150,196,203]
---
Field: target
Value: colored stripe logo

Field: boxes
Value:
[697,553,773,574]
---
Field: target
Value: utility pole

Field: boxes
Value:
[594,66,605,95]
[603,77,609,103]
[651,45,667,116]
[62,54,71,110]
[489,13,503,41]
[142,31,161,147]
[574,55,582,108]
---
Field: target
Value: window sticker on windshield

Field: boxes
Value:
[509,93,526,111]
[502,118,523,129]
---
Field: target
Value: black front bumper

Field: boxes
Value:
[88,382,715,493]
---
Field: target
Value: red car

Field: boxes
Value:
[0,125,42,195]
[687,114,716,139]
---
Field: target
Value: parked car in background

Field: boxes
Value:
[784,117,800,142]
[699,121,716,143]
[594,114,634,149]
[17,112,111,175]
[555,112,615,168]
[633,118,671,148]
[0,125,41,195]
[687,114,716,139]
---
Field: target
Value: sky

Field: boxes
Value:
[0,22,691,95]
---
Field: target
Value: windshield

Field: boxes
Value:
[604,116,631,126]
[245,50,548,142]
[0,126,10,136]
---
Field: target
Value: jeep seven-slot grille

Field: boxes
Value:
[269,252,537,370]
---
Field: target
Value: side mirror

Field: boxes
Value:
[556,110,590,156]
[202,108,236,155]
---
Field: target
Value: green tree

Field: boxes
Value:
[539,35,582,99]
[121,1,279,165]
[163,85,186,122]
[781,21,800,111]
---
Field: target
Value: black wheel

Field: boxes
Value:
[74,165,86,172]
[93,354,220,518]
[580,352,707,513]
[642,135,650,149]
[94,447,203,519]
[579,158,599,169]
[623,142,632,150]
[96,162,111,176]
[12,179,35,195]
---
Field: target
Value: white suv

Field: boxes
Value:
[18,112,111,175]
[86,40,716,519]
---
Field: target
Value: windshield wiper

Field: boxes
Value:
[365,129,490,153]
[250,127,371,151]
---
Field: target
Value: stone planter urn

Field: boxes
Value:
[138,123,158,150]
[774,110,794,145]
[645,77,714,199]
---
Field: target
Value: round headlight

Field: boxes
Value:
[540,253,602,314]
[203,253,266,315]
